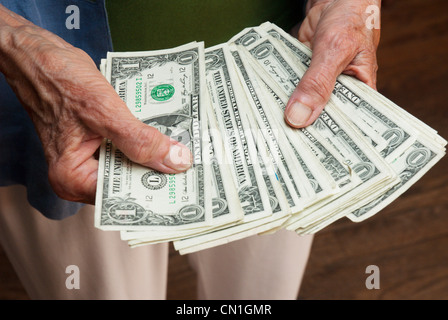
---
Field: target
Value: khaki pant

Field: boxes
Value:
[0,185,313,300]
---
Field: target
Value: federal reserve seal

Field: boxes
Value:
[141,171,167,190]
[151,84,175,102]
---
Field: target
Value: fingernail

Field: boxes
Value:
[163,141,193,171]
[286,101,312,127]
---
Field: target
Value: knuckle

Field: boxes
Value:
[35,46,69,76]
[372,60,379,74]
[48,163,73,201]
[48,161,86,202]
[14,24,37,37]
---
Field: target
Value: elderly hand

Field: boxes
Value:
[0,5,192,204]
[284,0,381,128]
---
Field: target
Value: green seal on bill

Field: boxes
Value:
[151,84,175,101]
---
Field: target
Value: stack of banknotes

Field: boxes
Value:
[94,22,447,254]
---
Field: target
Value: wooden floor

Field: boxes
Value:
[1,0,448,300]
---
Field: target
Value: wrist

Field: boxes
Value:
[0,4,31,27]
[0,5,27,72]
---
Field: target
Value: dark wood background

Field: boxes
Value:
[1,0,447,300]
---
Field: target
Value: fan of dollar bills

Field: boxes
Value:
[94,22,447,254]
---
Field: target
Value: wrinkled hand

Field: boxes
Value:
[0,6,192,204]
[284,0,381,128]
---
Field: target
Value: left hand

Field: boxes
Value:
[284,0,381,128]
[0,5,192,204]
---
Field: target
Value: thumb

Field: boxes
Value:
[284,41,355,128]
[107,116,193,174]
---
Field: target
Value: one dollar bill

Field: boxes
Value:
[95,42,213,231]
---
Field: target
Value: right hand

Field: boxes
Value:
[284,0,381,128]
[0,5,192,204]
